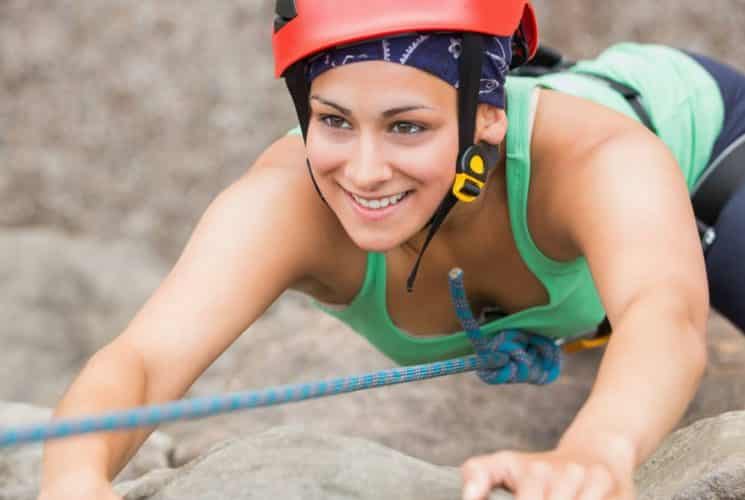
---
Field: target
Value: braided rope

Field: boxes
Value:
[0,269,561,448]
[448,268,562,385]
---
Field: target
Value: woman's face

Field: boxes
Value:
[307,61,459,252]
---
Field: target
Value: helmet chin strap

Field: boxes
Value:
[283,34,500,292]
[283,62,329,203]
[405,33,499,292]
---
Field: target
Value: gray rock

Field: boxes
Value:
[5,406,745,499]
[116,412,745,500]
[636,411,745,499]
[0,229,165,406]
[115,426,513,500]
[0,402,174,500]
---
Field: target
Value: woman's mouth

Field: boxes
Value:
[350,191,410,209]
[345,189,413,219]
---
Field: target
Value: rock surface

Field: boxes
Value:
[0,402,173,500]
[103,410,739,500]
[636,411,745,499]
[114,426,511,500]
[5,404,745,500]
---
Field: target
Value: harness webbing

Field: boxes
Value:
[0,270,561,449]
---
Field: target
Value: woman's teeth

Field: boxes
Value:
[351,191,409,209]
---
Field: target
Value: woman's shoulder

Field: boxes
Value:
[243,131,368,303]
[527,89,671,260]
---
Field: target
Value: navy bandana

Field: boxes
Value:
[307,33,513,109]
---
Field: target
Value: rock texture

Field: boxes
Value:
[114,426,511,500]
[5,404,745,500]
[0,402,173,500]
[636,411,745,499]
[105,411,739,500]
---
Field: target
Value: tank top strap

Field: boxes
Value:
[504,76,586,281]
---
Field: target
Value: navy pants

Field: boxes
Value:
[706,184,745,330]
[686,52,745,331]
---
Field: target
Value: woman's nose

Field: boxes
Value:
[344,137,393,191]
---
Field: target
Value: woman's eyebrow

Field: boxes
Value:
[381,105,433,118]
[311,96,351,116]
[310,95,433,118]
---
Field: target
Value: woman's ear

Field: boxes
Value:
[475,103,508,146]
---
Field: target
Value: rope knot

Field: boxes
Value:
[447,268,562,385]
[474,330,562,385]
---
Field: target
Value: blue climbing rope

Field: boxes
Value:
[448,268,562,385]
[0,269,562,449]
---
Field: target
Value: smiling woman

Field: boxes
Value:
[36,1,745,500]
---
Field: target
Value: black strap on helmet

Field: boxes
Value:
[405,33,499,291]
[284,61,327,202]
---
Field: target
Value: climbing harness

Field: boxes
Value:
[0,269,566,449]
[693,133,745,253]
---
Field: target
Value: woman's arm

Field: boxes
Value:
[556,130,708,469]
[462,130,708,499]
[39,135,339,495]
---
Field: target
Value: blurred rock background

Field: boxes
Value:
[2,0,745,474]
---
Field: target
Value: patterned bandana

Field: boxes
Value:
[307,33,513,108]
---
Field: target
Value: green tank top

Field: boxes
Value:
[289,43,724,366]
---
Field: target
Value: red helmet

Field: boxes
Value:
[272,0,539,77]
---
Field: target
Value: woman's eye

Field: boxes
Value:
[391,122,425,135]
[320,115,352,129]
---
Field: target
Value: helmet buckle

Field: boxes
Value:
[452,143,497,202]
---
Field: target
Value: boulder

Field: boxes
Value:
[636,411,745,499]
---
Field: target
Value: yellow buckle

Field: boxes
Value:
[561,333,611,354]
[452,173,485,202]
[452,153,488,202]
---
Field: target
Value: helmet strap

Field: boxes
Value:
[284,61,328,203]
[405,33,497,292]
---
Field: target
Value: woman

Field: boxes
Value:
[38,1,745,499]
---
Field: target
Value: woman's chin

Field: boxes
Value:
[342,225,414,253]
[348,232,402,252]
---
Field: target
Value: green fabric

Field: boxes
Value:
[537,43,724,189]
[300,43,725,366]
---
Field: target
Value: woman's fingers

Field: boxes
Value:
[547,462,586,500]
[514,460,551,500]
[461,450,632,500]
[576,464,615,500]
[461,451,522,500]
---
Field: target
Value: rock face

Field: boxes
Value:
[115,426,512,500]
[0,230,165,406]
[4,404,745,499]
[635,411,745,500]
[118,412,744,500]
[0,402,173,500]
[125,411,745,500]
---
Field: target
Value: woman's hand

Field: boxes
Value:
[460,443,635,500]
